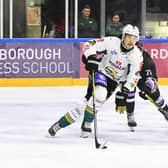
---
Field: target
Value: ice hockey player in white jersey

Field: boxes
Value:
[48,24,143,137]
[82,42,168,135]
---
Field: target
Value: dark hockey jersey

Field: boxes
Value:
[140,50,158,81]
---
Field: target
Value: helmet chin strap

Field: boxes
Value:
[121,42,134,52]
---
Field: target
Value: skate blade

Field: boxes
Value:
[45,133,56,138]
[98,141,107,149]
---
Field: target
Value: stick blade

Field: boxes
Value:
[95,139,107,149]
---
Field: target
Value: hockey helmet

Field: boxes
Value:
[122,24,139,41]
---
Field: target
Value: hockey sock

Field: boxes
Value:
[58,113,75,128]
[83,106,94,123]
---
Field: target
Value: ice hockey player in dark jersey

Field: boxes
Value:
[115,43,168,131]
[138,45,168,119]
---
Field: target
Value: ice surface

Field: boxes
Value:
[0,86,168,168]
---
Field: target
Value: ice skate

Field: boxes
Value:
[80,121,92,138]
[160,105,168,121]
[127,114,137,132]
[48,122,61,136]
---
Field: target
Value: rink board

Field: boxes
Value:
[0,38,168,86]
[0,77,167,86]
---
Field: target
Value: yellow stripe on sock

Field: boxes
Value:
[85,106,94,115]
[64,113,74,124]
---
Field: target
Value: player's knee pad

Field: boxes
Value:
[84,85,107,123]
[87,85,107,111]
[145,78,158,93]
[95,85,107,108]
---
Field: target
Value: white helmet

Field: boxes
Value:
[122,24,139,41]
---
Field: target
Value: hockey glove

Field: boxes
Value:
[121,86,130,95]
[115,91,126,114]
[85,54,99,72]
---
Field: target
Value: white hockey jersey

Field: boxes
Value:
[83,36,143,91]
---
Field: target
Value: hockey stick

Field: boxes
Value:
[91,72,107,149]
[145,94,164,113]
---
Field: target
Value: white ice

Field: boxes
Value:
[0,86,168,168]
